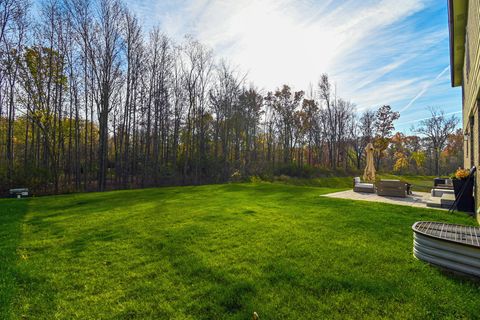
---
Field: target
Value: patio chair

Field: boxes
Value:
[376,179,408,198]
[353,177,375,193]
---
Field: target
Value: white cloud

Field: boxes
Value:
[129,0,459,127]
[152,0,427,91]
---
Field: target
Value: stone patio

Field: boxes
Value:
[322,190,446,210]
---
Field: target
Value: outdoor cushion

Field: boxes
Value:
[356,183,374,188]
[354,182,375,193]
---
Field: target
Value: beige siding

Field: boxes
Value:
[463,0,480,123]
[463,1,480,221]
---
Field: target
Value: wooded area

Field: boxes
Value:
[0,0,462,195]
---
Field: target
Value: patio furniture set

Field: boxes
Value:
[353,177,411,198]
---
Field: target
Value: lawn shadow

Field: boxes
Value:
[154,223,258,319]
[1,198,64,319]
[0,199,28,319]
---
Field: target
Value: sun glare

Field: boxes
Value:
[195,0,341,90]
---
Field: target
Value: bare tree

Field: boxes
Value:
[209,60,244,179]
[350,110,376,169]
[238,87,263,174]
[181,37,213,183]
[87,0,123,191]
[317,74,354,169]
[1,0,28,183]
[415,107,458,176]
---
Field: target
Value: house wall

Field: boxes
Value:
[463,0,480,222]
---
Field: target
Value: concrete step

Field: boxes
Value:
[426,195,456,209]
[431,188,455,198]
[426,197,442,208]
[428,194,455,209]
[440,194,455,207]
[440,201,455,209]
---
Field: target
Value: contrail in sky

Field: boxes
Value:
[399,65,450,113]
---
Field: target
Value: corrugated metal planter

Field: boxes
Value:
[412,221,480,277]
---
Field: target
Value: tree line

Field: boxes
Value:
[0,0,461,195]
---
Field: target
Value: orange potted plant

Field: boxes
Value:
[452,168,475,213]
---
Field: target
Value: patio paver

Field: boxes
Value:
[322,190,446,210]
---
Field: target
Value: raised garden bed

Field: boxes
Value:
[413,221,480,278]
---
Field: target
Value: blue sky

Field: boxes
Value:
[127,0,462,133]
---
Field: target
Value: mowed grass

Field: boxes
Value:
[272,174,437,192]
[1,182,480,319]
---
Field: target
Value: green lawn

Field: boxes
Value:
[273,174,437,192]
[1,182,479,319]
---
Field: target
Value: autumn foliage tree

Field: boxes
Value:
[374,105,400,168]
